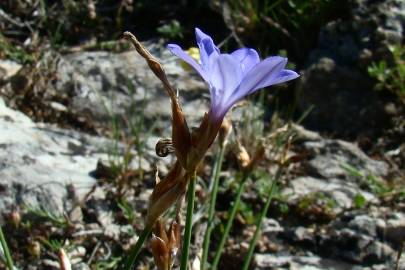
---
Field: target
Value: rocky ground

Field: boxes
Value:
[0,0,404,269]
[0,47,404,270]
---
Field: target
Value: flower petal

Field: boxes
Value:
[195,28,220,71]
[167,44,208,81]
[208,54,243,96]
[269,69,300,85]
[238,56,287,94]
[231,48,260,74]
[225,56,290,107]
[207,54,243,119]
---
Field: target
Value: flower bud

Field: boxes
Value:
[10,210,21,228]
[28,240,41,258]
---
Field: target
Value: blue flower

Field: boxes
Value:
[168,28,299,122]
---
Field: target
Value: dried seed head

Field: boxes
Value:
[247,143,266,171]
[154,219,169,244]
[147,161,187,227]
[151,219,181,270]
[151,234,170,270]
[123,31,191,170]
[167,219,181,257]
[218,117,232,147]
[234,142,251,170]
[123,31,175,98]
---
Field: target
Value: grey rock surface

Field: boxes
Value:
[0,60,21,81]
[0,97,157,222]
[0,97,94,219]
[303,139,388,179]
[315,208,404,267]
[258,208,405,269]
[297,0,404,137]
[54,45,209,131]
[269,127,402,269]
[282,176,377,214]
[254,253,360,270]
[282,131,388,214]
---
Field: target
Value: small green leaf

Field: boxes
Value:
[353,193,366,208]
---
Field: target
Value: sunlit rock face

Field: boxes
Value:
[55,47,208,132]
[282,125,388,216]
[0,97,102,221]
[0,97,157,222]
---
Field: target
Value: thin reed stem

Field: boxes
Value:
[180,171,197,270]
[201,145,226,270]
[122,225,152,270]
[242,177,278,270]
[395,241,404,270]
[211,172,249,270]
[0,226,14,270]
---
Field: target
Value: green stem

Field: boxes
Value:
[201,145,226,270]
[122,225,152,270]
[242,178,278,270]
[0,226,14,270]
[211,172,249,270]
[180,171,197,270]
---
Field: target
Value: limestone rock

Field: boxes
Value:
[0,97,154,222]
[282,127,388,214]
[54,47,208,130]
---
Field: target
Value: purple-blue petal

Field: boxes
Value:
[269,69,300,85]
[231,48,260,74]
[225,56,290,107]
[238,56,287,94]
[168,28,300,124]
[195,28,220,71]
[208,54,243,94]
[167,43,208,81]
[207,54,243,119]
